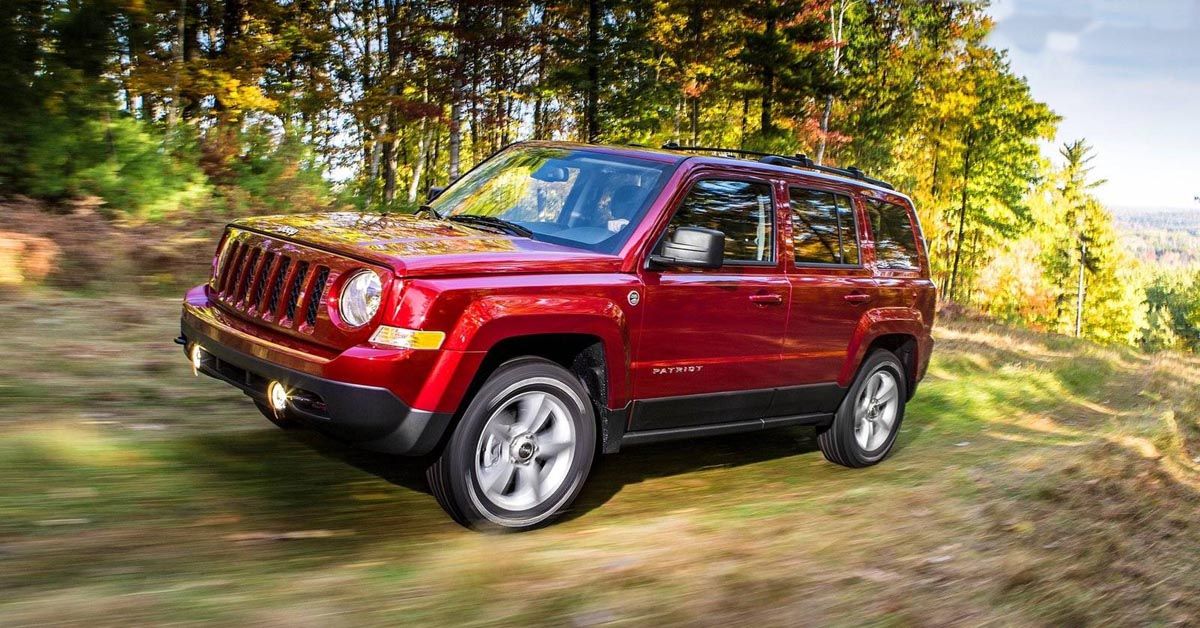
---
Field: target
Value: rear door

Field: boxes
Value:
[631,174,791,430]
[774,184,877,415]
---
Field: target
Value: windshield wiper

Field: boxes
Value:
[447,214,533,238]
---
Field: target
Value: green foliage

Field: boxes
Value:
[0,0,1190,353]
[1142,270,1200,352]
[1,55,210,219]
[975,140,1147,347]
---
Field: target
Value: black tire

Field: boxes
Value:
[818,349,908,468]
[426,357,597,531]
[255,400,297,429]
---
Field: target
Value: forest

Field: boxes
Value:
[1,0,1198,351]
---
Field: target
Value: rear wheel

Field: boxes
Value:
[818,349,907,468]
[426,358,596,530]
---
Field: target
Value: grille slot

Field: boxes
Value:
[219,242,247,295]
[306,266,330,327]
[266,258,291,316]
[249,251,275,309]
[285,261,310,323]
[234,248,260,302]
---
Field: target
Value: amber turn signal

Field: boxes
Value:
[369,326,445,350]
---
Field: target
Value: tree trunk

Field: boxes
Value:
[1075,241,1086,337]
[168,0,186,129]
[222,0,242,53]
[816,96,833,164]
[360,0,376,193]
[817,0,849,165]
[929,120,945,199]
[407,116,429,204]
[687,0,702,145]
[381,115,396,203]
[380,0,401,204]
[739,93,749,149]
[948,132,974,301]
[584,0,601,142]
[759,17,776,136]
[448,3,466,180]
[180,0,202,120]
[448,85,463,180]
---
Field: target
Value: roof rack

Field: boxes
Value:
[660,142,894,190]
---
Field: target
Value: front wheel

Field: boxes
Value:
[426,357,597,530]
[818,349,907,468]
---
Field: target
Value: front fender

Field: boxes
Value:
[444,294,633,407]
[838,307,931,388]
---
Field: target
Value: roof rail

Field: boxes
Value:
[661,142,894,190]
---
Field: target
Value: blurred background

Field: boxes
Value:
[2,0,1200,625]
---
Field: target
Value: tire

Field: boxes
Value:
[255,400,297,429]
[818,349,907,468]
[426,357,597,531]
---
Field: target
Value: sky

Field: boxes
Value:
[986,0,1200,209]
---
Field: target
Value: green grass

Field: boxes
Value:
[2,289,1200,626]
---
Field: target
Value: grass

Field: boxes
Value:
[2,288,1200,626]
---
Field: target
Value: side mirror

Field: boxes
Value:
[649,227,725,270]
[426,186,446,202]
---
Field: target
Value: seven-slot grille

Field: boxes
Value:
[212,236,332,332]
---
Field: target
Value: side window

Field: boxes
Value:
[665,179,775,263]
[790,188,859,265]
[865,199,921,270]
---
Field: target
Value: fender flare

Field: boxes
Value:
[838,308,928,388]
[444,294,633,408]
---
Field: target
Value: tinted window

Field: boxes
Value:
[790,188,859,265]
[665,179,774,263]
[865,199,921,270]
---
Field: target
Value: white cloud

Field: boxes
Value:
[1044,31,1081,53]
[989,2,1200,209]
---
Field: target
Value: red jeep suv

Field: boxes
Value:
[179,141,935,529]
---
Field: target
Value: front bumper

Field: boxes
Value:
[180,315,452,456]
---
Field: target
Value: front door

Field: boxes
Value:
[630,176,790,431]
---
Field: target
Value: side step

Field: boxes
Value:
[620,412,833,447]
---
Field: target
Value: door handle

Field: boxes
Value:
[750,293,784,305]
[843,293,872,305]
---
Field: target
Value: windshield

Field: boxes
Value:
[428,145,674,254]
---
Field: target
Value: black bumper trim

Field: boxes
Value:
[180,318,452,456]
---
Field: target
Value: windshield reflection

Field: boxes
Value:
[429,146,673,254]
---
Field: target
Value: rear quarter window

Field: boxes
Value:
[865,199,921,271]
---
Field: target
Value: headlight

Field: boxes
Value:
[339,270,382,327]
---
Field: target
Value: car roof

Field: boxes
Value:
[516,140,913,204]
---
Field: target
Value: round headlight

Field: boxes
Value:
[339,270,383,327]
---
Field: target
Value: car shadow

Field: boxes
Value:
[567,426,824,518]
[291,424,827,516]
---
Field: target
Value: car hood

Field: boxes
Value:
[233,212,623,277]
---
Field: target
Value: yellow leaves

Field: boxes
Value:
[199,70,278,115]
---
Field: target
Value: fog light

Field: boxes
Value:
[190,344,204,374]
[267,381,289,412]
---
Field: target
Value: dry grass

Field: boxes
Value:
[1,288,1199,626]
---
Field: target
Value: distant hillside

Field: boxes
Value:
[1110,206,1200,267]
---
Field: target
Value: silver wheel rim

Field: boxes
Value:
[474,389,577,512]
[854,368,900,452]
